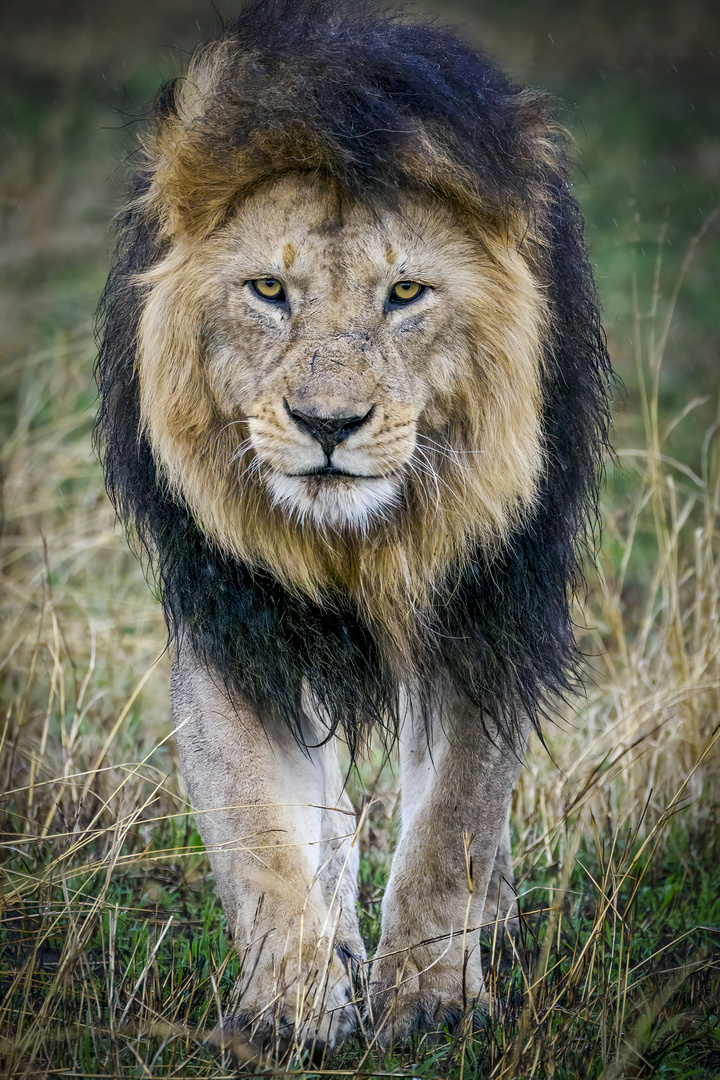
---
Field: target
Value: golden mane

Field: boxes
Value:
[95,0,611,745]
[135,164,548,656]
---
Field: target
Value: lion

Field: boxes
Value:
[95,0,612,1054]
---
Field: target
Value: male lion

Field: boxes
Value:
[96,0,612,1053]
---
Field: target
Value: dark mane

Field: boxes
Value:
[95,0,612,758]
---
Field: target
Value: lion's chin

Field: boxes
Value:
[265,472,399,531]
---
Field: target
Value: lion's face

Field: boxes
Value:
[204,175,527,530]
[206,176,441,529]
[137,173,547,612]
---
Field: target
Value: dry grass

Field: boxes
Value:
[1,205,719,1077]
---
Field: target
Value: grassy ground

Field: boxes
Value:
[1,3,719,1077]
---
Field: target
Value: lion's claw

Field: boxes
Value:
[370,987,489,1047]
[211,942,356,1061]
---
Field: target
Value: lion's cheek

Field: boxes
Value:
[250,431,326,477]
[332,426,417,477]
[204,349,265,419]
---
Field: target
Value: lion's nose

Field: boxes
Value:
[284,401,375,458]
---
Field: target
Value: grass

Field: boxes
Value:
[2,5,720,1076]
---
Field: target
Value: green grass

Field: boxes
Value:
[1,3,719,1076]
[2,814,718,1075]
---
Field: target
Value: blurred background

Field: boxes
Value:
[1,3,718,1076]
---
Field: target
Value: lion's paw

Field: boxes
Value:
[215,941,358,1060]
[370,986,489,1047]
[368,954,489,1047]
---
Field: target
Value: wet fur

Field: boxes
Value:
[95,0,613,1049]
[95,0,612,754]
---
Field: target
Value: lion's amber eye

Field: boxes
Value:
[251,277,286,302]
[389,281,423,303]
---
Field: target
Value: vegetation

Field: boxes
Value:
[1,2,718,1076]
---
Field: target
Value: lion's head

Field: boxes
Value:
[96,0,611,740]
[138,162,547,619]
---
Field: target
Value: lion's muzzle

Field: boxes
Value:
[284,400,375,464]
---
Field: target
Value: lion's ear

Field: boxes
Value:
[517,89,569,151]
[136,41,260,241]
[512,89,570,194]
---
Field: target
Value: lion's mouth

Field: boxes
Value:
[288,466,381,480]
[265,468,400,529]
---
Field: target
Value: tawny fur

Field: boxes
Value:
[137,174,547,656]
[95,0,612,1054]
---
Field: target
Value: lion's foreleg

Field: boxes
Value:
[171,644,359,1049]
[369,693,528,1043]
[481,809,518,935]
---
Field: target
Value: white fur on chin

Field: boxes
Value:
[266,472,399,530]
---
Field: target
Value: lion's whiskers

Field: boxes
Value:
[403,458,438,516]
[211,416,252,456]
[229,436,255,466]
[416,432,486,463]
[413,445,466,506]
[238,455,264,484]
